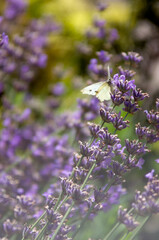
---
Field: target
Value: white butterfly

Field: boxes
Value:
[81,66,112,102]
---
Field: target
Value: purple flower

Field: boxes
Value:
[79,141,94,157]
[88,123,100,138]
[100,108,113,123]
[113,74,136,93]
[51,83,65,96]
[96,2,108,11]
[96,50,111,63]
[94,188,108,203]
[111,91,124,106]
[118,206,139,231]
[155,159,159,163]
[0,32,9,47]
[112,112,129,130]
[145,169,155,179]
[156,98,159,111]
[132,174,159,216]
[122,52,143,63]
[125,139,149,155]
[94,18,106,28]
[133,88,149,102]
[118,66,136,79]
[5,0,27,20]
[123,99,139,114]
[145,110,159,130]
[98,128,120,145]
[135,123,147,140]
[109,28,119,42]
[88,58,99,74]
[37,53,47,67]
[136,158,145,169]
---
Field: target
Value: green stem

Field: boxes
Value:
[103,205,134,240]
[55,195,69,212]
[120,231,129,240]
[69,156,84,179]
[31,211,46,231]
[21,212,47,239]
[72,203,96,239]
[50,202,74,240]
[81,162,96,190]
[34,222,48,240]
[123,112,129,121]
[72,179,115,239]
[50,161,97,239]
[54,192,64,211]
[103,222,120,240]
[128,215,150,240]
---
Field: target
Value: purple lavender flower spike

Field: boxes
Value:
[51,82,65,96]
[133,88,149,102]
[116,78,136,93]
[111,91,124,106]
[94,188,108,203]
[135,123,147,140]
[144,110,159,130]
[79,141,94,157]
[72,167,88,184]
[100,108,113,123]
[111,161,127,176]
[88,58,99,74]
[96,2,108,11]
[97,27,106,39]
[156,98,159,111]
[22,226,37,240]
[122,52,143,63]
[71,187,88,203]
[123,99,139,114]
[96,50,111,63]
[0,32,9,47]
[145,169,155,179]
[135,123,159,143]
[109,28,119,42]
[3,219,21,237]
[132,174,159,216]
[88,123,100,138]
[118,66,136,79]
[112,112,129,130]
[5,0,27,20]
[118,206,139,231]
[37,53,47,67]
[98,128,120,145]
[94,18,106,28]
[125,139,149,155]
[136,158,145,169]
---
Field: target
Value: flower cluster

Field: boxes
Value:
[114,170,159,239]
[0,2,158,240]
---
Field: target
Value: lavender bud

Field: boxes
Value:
[79,141,94,157]
[98,128,120,145]
[121,52,143,63]
[100,108,113,123]
[118,206,139,231]
[123,99,139,114]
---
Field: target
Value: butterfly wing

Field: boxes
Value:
[96,83,111,101]
[81,81,105,96]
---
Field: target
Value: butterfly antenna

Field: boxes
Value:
[107,65,112,83]
[107,65,110,79]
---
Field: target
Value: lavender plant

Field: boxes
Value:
[0,1,158,240]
